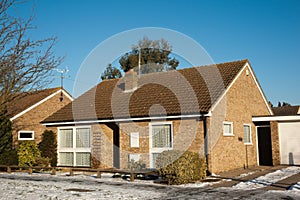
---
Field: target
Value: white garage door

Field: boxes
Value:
[279,122,300,165]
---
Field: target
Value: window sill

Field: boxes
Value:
[223,134,234,137]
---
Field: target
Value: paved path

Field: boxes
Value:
[265,172,300,190]
[209,165,300,191]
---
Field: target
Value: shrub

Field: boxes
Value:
[35,157,51,167]
[38,130,57,167]
[0,148,18,165]
[156,150,206,185]
[17,141,41,167]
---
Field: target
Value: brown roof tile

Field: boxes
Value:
[43,60,248,123]
[8,87,61,118]
[272,106,300,116]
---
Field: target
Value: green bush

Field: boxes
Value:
[38,130,57,167]
[0,149,18,165]
[17,141,41,167]
[156,150,206,185]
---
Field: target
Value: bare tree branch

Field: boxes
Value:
[0,0,63,113]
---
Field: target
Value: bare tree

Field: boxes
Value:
[0,0,62,114]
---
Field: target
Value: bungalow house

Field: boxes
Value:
[42,59,274,173]
[253,105,300,166]
[8,87,73,146]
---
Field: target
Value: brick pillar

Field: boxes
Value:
[270,121,280,165]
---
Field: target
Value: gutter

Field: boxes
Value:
[252,115,300,122]
[42,112,212,126]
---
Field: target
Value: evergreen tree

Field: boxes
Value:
[119,37,179,74]
[38,130,57,167]
[101,64,122,80]
[0,108,12,154]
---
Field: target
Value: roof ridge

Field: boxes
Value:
[98,59,249,83]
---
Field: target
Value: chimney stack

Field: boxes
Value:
[124,69,138,91]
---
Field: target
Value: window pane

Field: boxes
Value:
[76,128,90,148]
[223,123,233,135]
[76,152,90,166]
[244,125,251,143]
[60,129,73,148]
[130,132,139,148]
[59,152,73,166]
[19,132,33,139]
[152,124,171,148]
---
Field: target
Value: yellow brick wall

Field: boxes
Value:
[12,92,71,147]
[91,119,204,169]
[209,66,271,173]
[270,121,280,165]
[91,124,114,168]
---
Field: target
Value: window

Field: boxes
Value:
[130,132,139,148]
[128,154,140,162]
[244,124,252,144]
[58,127,91,167]
[152,124,172,148]
[223,122,233,136]
[150,123,173,168]
[18,131,34,140]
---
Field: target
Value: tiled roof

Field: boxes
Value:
[272,106,300,116]
[43,60,248,123]
[8,87,62,118]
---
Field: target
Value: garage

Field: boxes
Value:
[279,122,300,165]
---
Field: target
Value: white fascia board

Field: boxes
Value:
[42,112,212,126]
[252,115,300,122]
[10,89,73,121]
[62,89,74,101]
[210,62,273,115]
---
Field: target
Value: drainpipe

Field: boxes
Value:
[201,112,210,175]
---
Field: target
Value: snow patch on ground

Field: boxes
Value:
[233,166,300,190]
[0,172,164,200]
[290,182,300,191]
[236,170,258,178]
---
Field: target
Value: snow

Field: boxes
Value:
[0,172,164,199]
[290,182,300,191]
[233,166,300,190]
[0,167,299,199]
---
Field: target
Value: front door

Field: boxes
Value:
[257,126,273,166]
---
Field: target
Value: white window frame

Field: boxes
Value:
[57,126,91,167]
[243,124,252,145]
[18,131,34,140]
[128,154,140,162]
[149,122,173,168]
[223,121,234,136]
[130,132,139,148]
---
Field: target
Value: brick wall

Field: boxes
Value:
[270,121,280,165]
[209,66,271,173]
[91,124,113,168]
[11,92,71,147]
[91,119,204,169]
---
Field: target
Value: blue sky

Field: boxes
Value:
[14,0,300,105]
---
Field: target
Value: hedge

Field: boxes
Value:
[156,150,206,185]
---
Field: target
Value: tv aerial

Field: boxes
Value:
[52,67,69,102]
